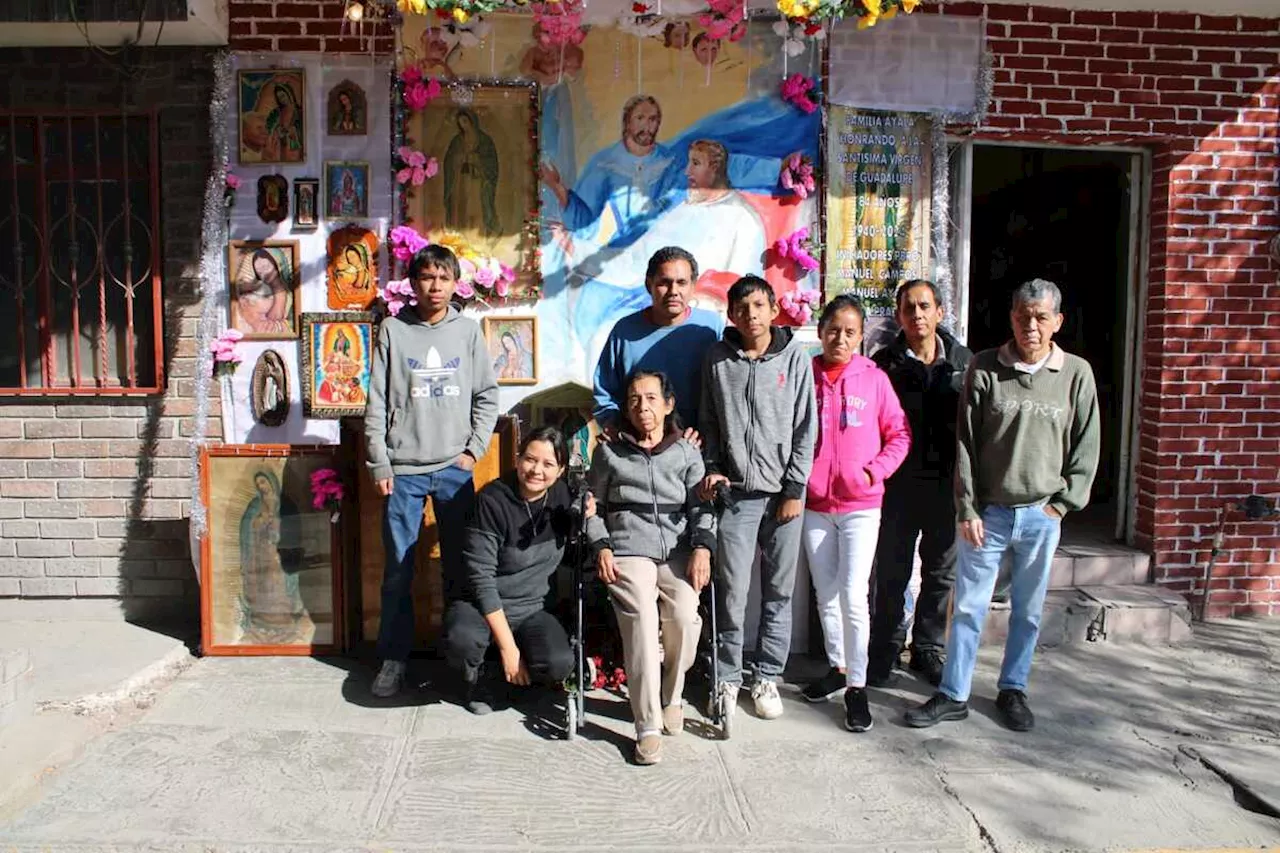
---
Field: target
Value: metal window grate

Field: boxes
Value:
[0,0,187,23]
[0,110,164,394]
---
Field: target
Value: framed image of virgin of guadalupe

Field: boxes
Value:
[409,80,539,297]
[200,446,344,655]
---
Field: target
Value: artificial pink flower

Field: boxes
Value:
[472,264,497,288]
[389,226,430,262]
[494,276,510,298]
[225,173,242,190]
[454,278,476,300]
[400,64,423,85]
[781,74,818,114]
[404,81,431,111]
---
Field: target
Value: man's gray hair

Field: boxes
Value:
[1012,278,1062,314]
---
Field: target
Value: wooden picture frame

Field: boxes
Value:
[409,80,540,297]
[257,174,288,224]
[326,225,379,310]
[200,445,344,656]
[482,315,538,386]
[301,312,376,419]
[293,178,320,230]
[324,160,370,220]
[228,240,302,341]
[327,79,368,136]
[237,69,306,165]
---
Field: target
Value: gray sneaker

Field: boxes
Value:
[372,660,406,698]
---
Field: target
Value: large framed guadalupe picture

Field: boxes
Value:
[199,445,344,656]
[300,312,376,419]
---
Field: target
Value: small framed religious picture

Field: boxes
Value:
[327,79,368,136]
[227,240,301,341]
[293,177,320,230]
[482,315,538,386]
[257,174,288,224]
[326,225,379,310]
[200,445,345,655]
[301,312,376,419]
[324,160,370,220]
[237,68,306,165]
[250,349,291,428]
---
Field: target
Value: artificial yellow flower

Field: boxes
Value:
[776,0,818,18]
[451,5,470,22]
[857,7,880,28]
[881,4,897,19]
[396,0,427,13]
[900,0,920,11]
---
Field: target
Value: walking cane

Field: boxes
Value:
[1196,495,1279,622]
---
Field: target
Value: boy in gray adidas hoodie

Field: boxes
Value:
[698,275,817,721]
[364,244,499,697]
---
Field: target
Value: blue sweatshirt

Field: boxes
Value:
[592,307,724,430]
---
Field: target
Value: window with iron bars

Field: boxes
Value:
[0,111,163,395]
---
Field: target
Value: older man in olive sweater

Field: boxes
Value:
[906,278,1099,733]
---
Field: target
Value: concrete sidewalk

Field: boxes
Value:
[0,620,1277,852]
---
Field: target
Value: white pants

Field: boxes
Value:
[802,508,882,688]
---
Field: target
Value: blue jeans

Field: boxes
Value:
[378,466,475,663]
[939,503,1061,703]
[715,491,804,686]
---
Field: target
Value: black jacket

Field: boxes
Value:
[872,328,973,482]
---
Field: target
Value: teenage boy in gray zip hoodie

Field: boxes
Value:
[364,244,499,698]
[698,275,817,721]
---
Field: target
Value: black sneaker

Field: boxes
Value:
[908,650,945,687]
[371,660,406,698]
[996,689,1035,732]
[801,667,846,703]
[843,687,873,733]
[904,692,969,728]
[866,666,901,689]
[464,666,498,716]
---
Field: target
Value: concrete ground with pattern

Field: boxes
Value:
[1,619,1278,853]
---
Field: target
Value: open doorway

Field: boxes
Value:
[963,144,1141,543]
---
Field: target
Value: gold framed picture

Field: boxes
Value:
[482,315,537,385]
[301,312,376,419]
[200,445,344,655]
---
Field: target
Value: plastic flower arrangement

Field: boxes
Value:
[396,0,507,24]
[776,0,918,29]
[399,65,443,112]
[699,0,747,42]
[395,146,439,186]
[310,468,345,523]
[780,152,816,199]
[224,173,241,211]
[377,278,418,317]
[389,225,431,263]
[532,0,587,48]
[780,74,819,113]
[388,225,516,304]
[775,226,821,272]
[210,328,243,378]
[779,288,821,325]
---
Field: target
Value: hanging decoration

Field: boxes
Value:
[396,0,505,24]
[780,74,820,113]
[190,50,234,544]
[699,0,746,41]
[776,0,917,29]
[532,0,588,49]
[929,116,954,328]
[436,15,493,49]
[774,227,821,273]
[618,6,667,38]
[773,18,823,56]
[780,152,817,199]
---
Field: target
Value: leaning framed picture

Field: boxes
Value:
[324,160,370,220]
[237,68,306,165]
[301,312,375,418]
[482,315,538,385]
[200,445,343,656]
[228,240,302,340]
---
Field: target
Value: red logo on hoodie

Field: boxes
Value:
[777,372,786,389]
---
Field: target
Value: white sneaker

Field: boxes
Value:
[751,680,784,719]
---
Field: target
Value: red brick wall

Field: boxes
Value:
[228,0,395,53]
[926,2,1280,616]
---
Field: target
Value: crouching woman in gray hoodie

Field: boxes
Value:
[586,370,717,766]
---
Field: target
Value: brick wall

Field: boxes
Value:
[927,2,1280,616]
[228,0,394,53]
[0,48,218,621]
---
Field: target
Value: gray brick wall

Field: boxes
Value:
[0,47,221,624]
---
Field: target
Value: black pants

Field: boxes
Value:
[444,600,574,684]
[869,476,958,667]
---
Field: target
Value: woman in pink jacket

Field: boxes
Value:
[801,294,911,733]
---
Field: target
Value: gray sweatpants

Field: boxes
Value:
[714,490,804,686]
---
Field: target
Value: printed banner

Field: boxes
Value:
[823,107,931,353]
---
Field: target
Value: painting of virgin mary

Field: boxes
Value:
[238,469,307,644]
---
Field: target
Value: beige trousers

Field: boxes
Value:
[609,554,703,737]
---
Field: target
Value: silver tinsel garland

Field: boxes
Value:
[188,50,233,552]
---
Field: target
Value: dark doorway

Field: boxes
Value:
[965,144,1136,539]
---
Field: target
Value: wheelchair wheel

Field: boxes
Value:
[565,694,578,741]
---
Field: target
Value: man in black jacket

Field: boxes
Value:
[867,280,973,686]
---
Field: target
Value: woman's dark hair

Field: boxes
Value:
[408,244,461,282]
[727,274,775,309]
[519,425,568,468]
[895,278,943,310]
[817,294,866,331]
[624,368,682,436]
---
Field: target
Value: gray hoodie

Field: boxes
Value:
[698,325,817,499]
[585,432,717,561]
[364,305,499,481]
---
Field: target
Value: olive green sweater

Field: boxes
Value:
[955,342,1101,521]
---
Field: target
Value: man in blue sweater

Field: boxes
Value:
[592,246,724,436]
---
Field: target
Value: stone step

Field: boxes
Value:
[1048,545,1151,589]
[981,584,1192,646]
